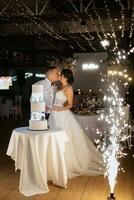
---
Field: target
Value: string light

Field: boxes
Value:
[104,0,118,50]
[84,24,97,51]
[129,1,134,38]
[69,34,86,51]
[117,0,125,37]
[80,32,96,51]
[72,19,96,51]
[3,1,67,41]
[93,5,107,39]
[88,13,102,41]
[1,0,134,54]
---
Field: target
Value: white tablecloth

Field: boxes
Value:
[75,114,108,141]
[6,127,68,196]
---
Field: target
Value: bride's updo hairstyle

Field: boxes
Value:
[61,69,74,84]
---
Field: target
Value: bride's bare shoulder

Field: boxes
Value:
[65,86,73,93]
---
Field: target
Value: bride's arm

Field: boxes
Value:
[53,87,73,111]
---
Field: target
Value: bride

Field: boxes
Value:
[49,69,104,178]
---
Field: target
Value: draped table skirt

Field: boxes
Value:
[6,127,68,196]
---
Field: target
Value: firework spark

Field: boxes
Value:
[97,77,129,197]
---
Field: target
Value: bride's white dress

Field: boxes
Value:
[49,90,104,178]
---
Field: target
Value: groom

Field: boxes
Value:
[35,66,59,119]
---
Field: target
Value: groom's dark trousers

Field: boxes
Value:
[45,113,50,120]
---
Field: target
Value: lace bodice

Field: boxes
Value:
[53,90,67,107]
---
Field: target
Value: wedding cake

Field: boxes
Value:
[29,85,48,130]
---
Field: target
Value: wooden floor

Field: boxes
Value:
[0,119,134,200]
[0,148,133,199]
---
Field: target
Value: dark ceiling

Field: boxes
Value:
[0,0,134,53]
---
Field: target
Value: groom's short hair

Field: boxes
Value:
[45,66,57,76]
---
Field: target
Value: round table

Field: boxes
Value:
[7,127,68,196]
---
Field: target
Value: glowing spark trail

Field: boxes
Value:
[97,76,130,198]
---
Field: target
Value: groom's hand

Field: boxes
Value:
[45,106,50,112]
[53,106,63,111]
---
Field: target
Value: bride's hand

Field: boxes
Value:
[53,106,63,111]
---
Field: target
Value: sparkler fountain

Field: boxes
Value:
[98,74,130,200]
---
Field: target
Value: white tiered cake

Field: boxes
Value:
[29,85,48,130]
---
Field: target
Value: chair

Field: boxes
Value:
[104,106,131,150]
[13,95,23,120]
[3,99,14,119]
[0,96,3,103]
[128,124,134,150]
[120,106,131,149]
[0,96,3,119]
[127,110,134,150]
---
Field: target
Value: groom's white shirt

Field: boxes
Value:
[35,77,56,113]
